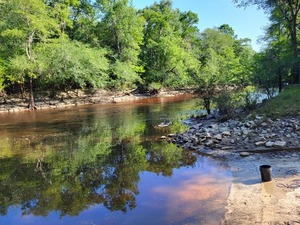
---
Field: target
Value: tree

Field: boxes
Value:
[233,0,300,84]
[36,37,109,92]
[252,38,291,96]
[140,0,199,92]
[45,0,80,33]
[0,0,58,109]
[96,0,144,90]
[194,26,254,114]
[67,0,99,46]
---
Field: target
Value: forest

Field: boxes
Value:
[0,0,299,110]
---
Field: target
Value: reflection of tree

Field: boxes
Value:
[102,141,147,212]
[0,103,197,218]
[146,142,196,176]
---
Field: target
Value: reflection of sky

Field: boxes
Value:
[1,157,231,225]
[0,98,231,225]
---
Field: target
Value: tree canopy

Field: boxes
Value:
[234,0,300,85]
[0,0,258,108]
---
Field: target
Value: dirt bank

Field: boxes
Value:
[0,89,195,113]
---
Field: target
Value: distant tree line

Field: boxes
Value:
[0,0,255,109]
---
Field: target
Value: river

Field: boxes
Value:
[0,95,231,225]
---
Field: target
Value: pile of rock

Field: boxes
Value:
[172,116,300,154]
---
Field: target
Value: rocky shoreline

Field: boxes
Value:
[172,115,300,158]
[170,114,300,224]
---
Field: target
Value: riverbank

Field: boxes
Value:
[0,89,195,113]
[172,115,300,224]
[171,86,300,224]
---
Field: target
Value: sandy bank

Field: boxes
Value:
[223,151,300,224]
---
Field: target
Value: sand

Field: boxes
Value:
[222,151,300,224]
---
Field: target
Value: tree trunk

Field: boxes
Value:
[203,97,211,114]
[291,29,299,84]
[278,67,283,93]
[28,76,36,110]
[288,4,300,84]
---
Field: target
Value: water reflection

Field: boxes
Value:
[0,97,231,224]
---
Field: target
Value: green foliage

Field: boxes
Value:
[255,85,300,117]
[37,37,109,90]
[234,0,300,84]
[192,26,254,114]
[215,90,235,119]
[0,0,255,97]
[0,59,7,90]
[251,51,279,98]
[96,0,145,90]
[240,86,260,110]
[140,0,199,90]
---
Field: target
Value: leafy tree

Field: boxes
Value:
[252,41,291,97]
[96,0,144,90]
[194,26,253,114]
[67,0,100,46]
[45,0,80,33]
[0,0,58,109]
[233,0,300,84]
[36,37,109,92]
[218,24,235,37]
[140,0,199,92]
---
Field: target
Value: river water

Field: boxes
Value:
[0,95,231,225]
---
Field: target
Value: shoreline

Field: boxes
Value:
[171,116,300,224]
[2,89,299,223]
[0,89,196,113]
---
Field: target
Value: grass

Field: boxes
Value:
[254,85,300,118]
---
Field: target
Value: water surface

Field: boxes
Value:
[0,96,231,225]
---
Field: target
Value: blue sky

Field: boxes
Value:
[131,0,270,51]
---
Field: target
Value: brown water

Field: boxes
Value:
[0,96,231,225]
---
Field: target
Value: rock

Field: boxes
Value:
[241,129,249,135]
[274,141,286,147]
[255,115,263,120]
[245,121,255,128]
[214,134,223,141]
[240,152,250,157]
[222,131,231,136]
[206,140,214,146]
[265,141,274,147]
[255,141,265,146]
[205,132,212,138]
[222,146,233,150]
[261,122,268,127]
[209,124,219,129]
